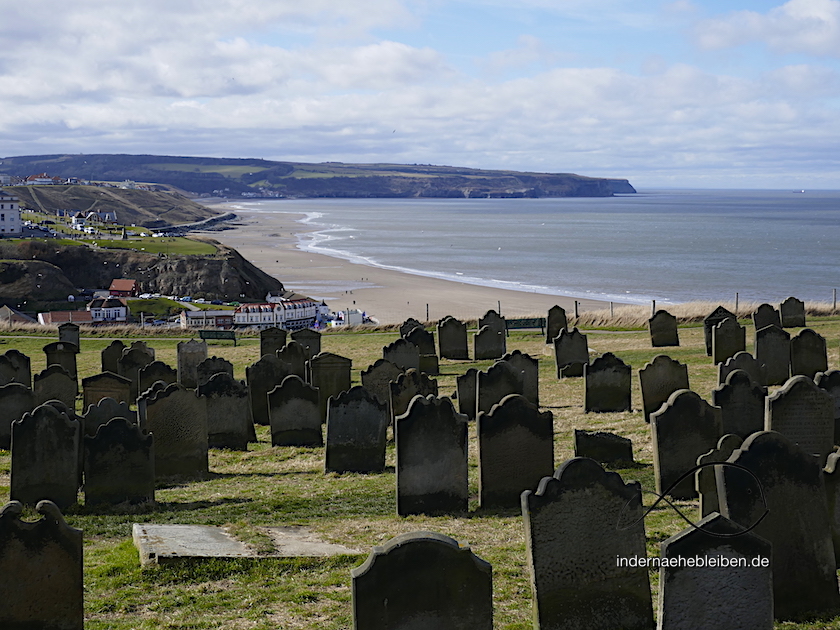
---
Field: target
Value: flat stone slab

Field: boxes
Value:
[133,523,361,565]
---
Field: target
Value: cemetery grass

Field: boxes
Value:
[3,322,840,627]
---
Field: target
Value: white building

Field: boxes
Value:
[235,291,322,330]
[0,188,21,237]
[87,297,128,323]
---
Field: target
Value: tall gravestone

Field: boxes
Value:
[198,372,253,450]
[585,352,632,413]
[553,327,588,377]
[0,349,31,387]
[389,368,438,421]
[136,381,168,430]
[755,325,791,386]
[33,364,76,408]
[325,386,389,473]
[268,375,322,447]
[639,355,689,422]
[246,354,291,425]
[351,531,493,630]
[753,303,782,330]
[658,513,773,630]
[546,305,567,344]
[10,404,80,509]
[718,350,765,388]
[476,360,523,417]
[308,352,352,423]
[84,417,155,506]
[399,317,423,338]
[396,395,468,516]
[195,356,234,388]
[780,296,806,328]
[382,337,420,372]
[144,383,208,478]
[711,369,765,438]
[100,339,125,375]
[648,309,679,347]
[177,338,207,389]
[437,316,469,359]
[260,326,287,357]
[522,457,654,630]
[290,328,321,360]
[479,309,505,334]
[361,358,403,417]
[82,397,137,437]
[695,433,743,518]
[474,325,505,360]
[816,369,840,444]
[703,305,735,356]
[790,328,827,379]
[277,340,308,379]
[650,389,722,499]
[712,316,745,364]
[0,500,84,630]
[456,368,478,421]
[765,374,834,463]
[82,371,131,409]
[476,394,553,509]
[0,382,35,450]
[118,343,155,401]
[404,326,435,356]
[137,360,177,398]
[42,341,78,385]
[500,349,539,407]
[58,322,80,348]
[718,431,840,620]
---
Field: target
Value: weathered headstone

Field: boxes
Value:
[815,369,840,444]
[0,349,30,387]
[477,394,553,509]
[553,327,588,377]
[648,309,679,347]
[43,340,79,384]
[268,375,322,447]
[780,296,806,328]
[585,352,631,412]
[476,360,523,417]
[754,324,791,386]
[382,337,420,372]
[290,328,321,360]
[260,326,287,357]
[703,305,736,356]
[438,315,469,359]
[573,429,634,465]
[522,457,654,630]
[389,368,438,421]
[474,325,506,360]
[790,328,827,379]
[418,353,440,376]
[246,353,292,425]
[195,356,234,388]
[753,303,782,331]
[136,380,168,430]
[695,433,743,518]
[395,395,468,515]
[765,374,834,463]
[711,369,765,439]
[360,358,402,417]
[501,349,539,407]
[546,304,567,344]
[479,309,505,334]
[82,397,137,437]
[84,417,155,506]
[399,317,423,338]
[456,368,478,421]
[639,354,689,422]
[144,383,208,478]
[198,372,253,450]
[651,389,722,499]
[0,383,35,450]
[822,450,840,567]
[81,371,131,409]
[308,352,352,422]
[325,386,389,473]
[658,512,773,630]
[405,326,435,355]
[712,316,745,364]
[0,500,83,630]
[100,339,125,375]
[718,431,840,620]
[58,321,80,347]
[177,338,207,389]
[33,364,76,408]
[11,404,80,509]
[137,360,177,399]
[718,350,765,388]
[277,340,308,379]
[118,343,155,400]
[351,531,493,630]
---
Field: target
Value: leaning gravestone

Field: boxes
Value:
[790,328,827,379]
[81,371,131,409]
[816,369,840,444]
[389,368,438,421]
[382,337,420,372]
[501,349,539,407]
[639,354,689,422]
[118,343,156,400]
[0,349,31,387]
[438,315,469,359]
[198,372,253,450]
[351,531,493,630]
[33,364,76,408]
[765,374,834,464]
[479,309,505,334]
[476,394,553,509]
[395,395,468,515]
[137,360,177,399]
[456,368,478,421]
[546,305,567,344]
[474,325,505,360]
[308,352,352,422]
[260,326,287,357]
[703,305,735,356]
[361,358,403,416]
[712,316,745,365]
[650,389,722,499]
[695,433,743,518]
[718,431,840,620]
[718,350,765,388]
[553,327,588,377]
[648,309,679,347]
[585,352,631,413]
[10,404,80,509]
[753,303,782,331]
[268,375,322,447]
[0,500,83,630]
[754,324,791,386]
[277,340,308,379]
[0,383,35,450]
[58,322,80,347]
[246,354,292,425]
[399,317,423,338]
[144,383,208,478]
[195,356,234,388]
[658,512,773,630]
[405,326,435,356]
[476,360,523,417]
[325,386,389,473]
[573,429,634,465]
[100,339,125,375]
[780,296,806,328]
[82,397,137,437]
[43,340,79,384]
[521,457,654,630]
[84,417,155,506]
[290,328,321,360]
[711,369,765,439]
[177,338,207,389]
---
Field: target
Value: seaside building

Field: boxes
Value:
[235,291,323,330]
[109,278,140,298]
[87,297,128,323]
[0,188,22,237]
[180,309,235,329]
[37,310,94,325]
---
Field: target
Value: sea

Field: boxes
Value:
[227,189,840,306]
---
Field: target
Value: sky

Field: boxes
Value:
[1,0,839,188]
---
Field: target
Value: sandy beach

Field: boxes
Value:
[199,203,617,325]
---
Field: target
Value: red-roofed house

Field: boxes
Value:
[109,278,139,297]
[37,310,94,325]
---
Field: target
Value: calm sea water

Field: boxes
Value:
[230,189,840,305]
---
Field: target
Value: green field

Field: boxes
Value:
[83,237,218,256]
[0,321,839,628]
